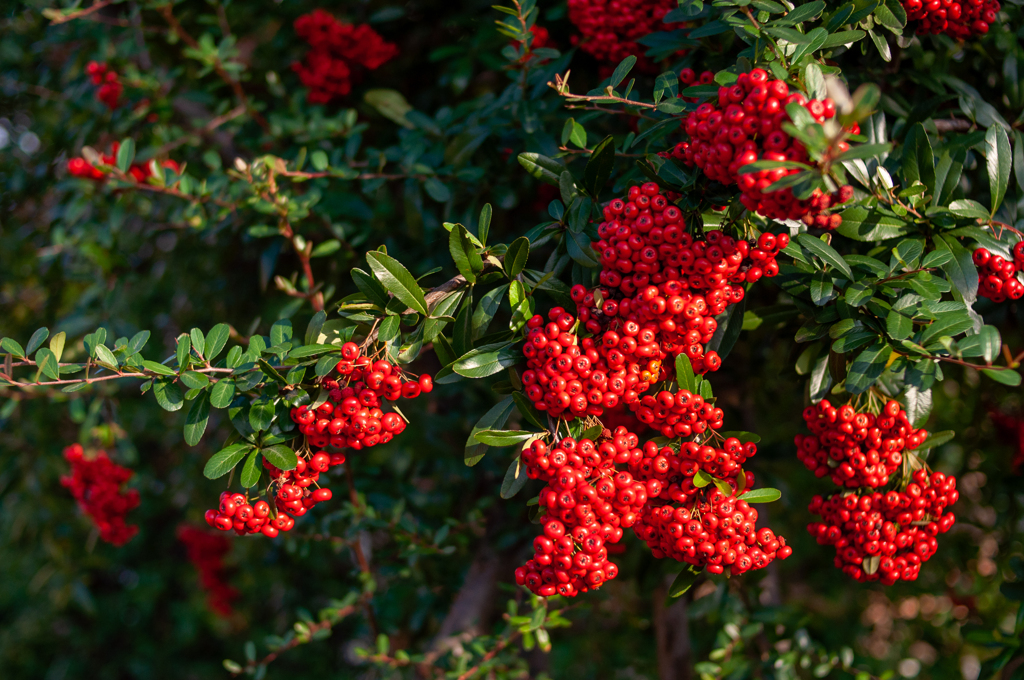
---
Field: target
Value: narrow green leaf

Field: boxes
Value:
[478,203,492,247]
[982,368,1022,386]
[474,429,536,446]
[25,328,49,356]
[366,251,429,315]
[184,393,211,446]
[465,396,515,466]
[94,344,120,370]
[176,335,191,371]
[143,360,176,376]
[675,354,696,392]
[116,138,135,173]
[35,348,59,381]
[505,237,530,280]
[449,224,482,283]
[500,457,528,498]
[205,324,230,361]
[736,488,782,503]
[795,233,853,279]
[985,125,1011,214]
[667,568,701,599]
[179,371,210,390]
[203,443,252,479]
[249,398,275,432]
[240,449,262,488]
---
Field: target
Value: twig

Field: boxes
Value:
[158,4,270,134]
[47,0,115,24]
[454,631,523,680]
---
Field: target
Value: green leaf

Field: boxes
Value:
[453,343,521,379]
[143,360,176,376]
[35,348,59,381]
[675,354,697,393]
[424,291,464,343]
[189,328,206,358]
[124,330,148,357]
[985,125,1011,214]
[584,135,616,198]
[184,393,211,446]
[836,207,910,241]
[795,233,853,279]
[810,272,836,306]
[472,285,507,338]
[474,429,536,446]
[449,224,483,283]
[49,331,67,362]
[902,123,935,193]
[176,334,192,371]
[94,344,120,370]
[249,398,275,432]
[903,385,932,428]
[364,88,414,128]
[608,55,637,88]
[116,138,135,173]
[25,327,48,355]
[240,449,262,488]
[909,430,955,452]
[693,470,712,488]
[179,371,210,390]
[203,443,253,479]
[518,152,563,185]
[0,337,25,358]
[505,237,530,280]
[949,199,990,219]
[933,234,978,305]
[205,324,230,361]
[478,204,492,247]
[886,310,913,340]
[772,0,824,25]
[366,251,429,316]
[982,368,1022,386]
[210,379,236,408]
[352,267,391,308]
[377,315,401,344]
[465,395,515,466]
[1014,130,1024,195]
[565,228,599,268]
[845,343,890,394]
[261,445,298,471]
[737,488,782,503]
[500,457,528,499]
[667,568,701,599]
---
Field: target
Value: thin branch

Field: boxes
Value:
[47,0,115,24]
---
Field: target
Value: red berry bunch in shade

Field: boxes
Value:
[566,0,682,73]
[903,0,999,39]
[672,68,857,224]
[515,429,648,597]
[85,61,122,109]
[807,469,958,584]
[795,399,930,489]
[633,488,791,575]
[289,342,432,451]
[292,10,398,104]
[67,142,181,183]
[177,525,239,617]
[60,444,140,546]
[973,247,1024,302]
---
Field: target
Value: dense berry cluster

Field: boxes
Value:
[85,61,122,109]
[67,142,181,183]
[796,400,929,488]
[566,0,680,72]
[60,444,139,546]
[177,526,238,616]
[292,10,398,104]
[903,0,999,39]
[670,69,856,225]
[515,431,643,596]
[807,469,958,584]
[973,246,1024,302]
[799,399,958,583]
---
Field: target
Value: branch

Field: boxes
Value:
[46,0,115,24]
[229,603,361,676]
[0,362,232,390]
[158,4,270,134]
[550,71,660,110]
[933,118,973,132]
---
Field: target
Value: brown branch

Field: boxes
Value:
[157,4,270,134]
[229,603,361,676]
[47,0,115,24]
[455,630,523,680]
[0,364,233,390]
[550,71,660,109]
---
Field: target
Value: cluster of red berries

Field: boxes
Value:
[808,469,958,584]
[903,0,999,39]
[85,61,122,109]
[60,444,139,546]
[670,69,857,224]
[292,10,398,104]
[973,246,1024,302]
[515,424,792,595]
[634,488,791,575]
[290,343,432,450]
[800,400,958,583]
[177,526,238,616]
[566,0,681,73]
[795,400,930,488]
[67,142,181,183]
[516,431,646,597]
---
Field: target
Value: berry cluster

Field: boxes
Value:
[799,399,958,583]
[516,422,791,596]
[292,10,398,104]
[515,431,645,597]
[566,0,681,73]
[795,400,929,488]
[60,444,139,546]
[67,142,181,183]
[85,61,122,109]
[632,389,724,439]
[807,469,958,584]
[903,0,999,39]
[177,525,238,616]
[671,69,856,224]
[973,246,1024,302]
[291,342,432,450]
